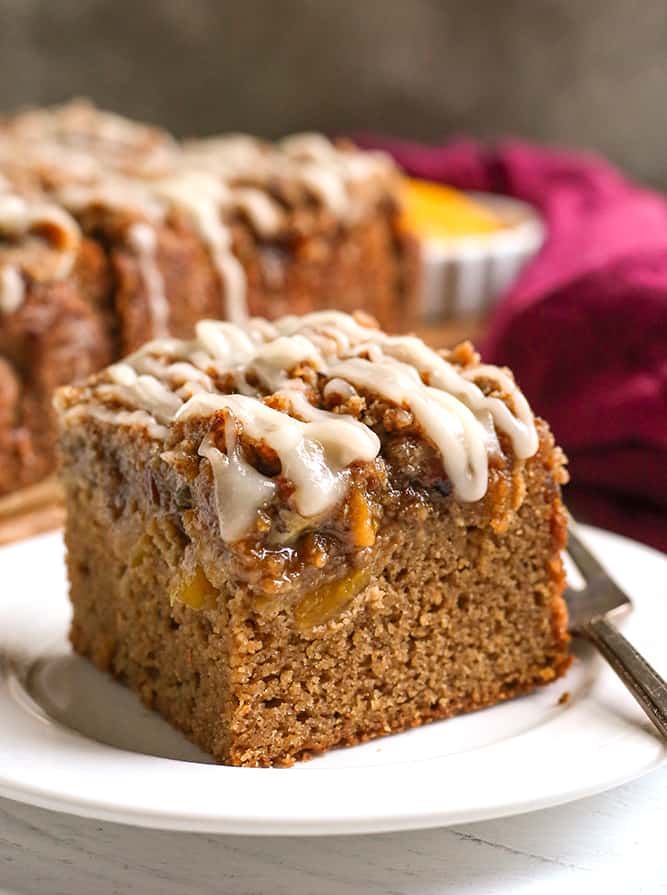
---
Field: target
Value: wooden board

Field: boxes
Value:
[0,478,65,547]
[0,314,489,546]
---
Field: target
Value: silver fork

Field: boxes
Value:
[565,523,667,739]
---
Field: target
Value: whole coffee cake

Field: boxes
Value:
[56,310,570,767]
[0,101,417,495]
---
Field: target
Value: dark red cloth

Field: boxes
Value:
[354,135,667,552]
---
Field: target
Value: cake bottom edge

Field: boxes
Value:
[69,625,572,768]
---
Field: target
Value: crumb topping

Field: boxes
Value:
[56,310,539,545]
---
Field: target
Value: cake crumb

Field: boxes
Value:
[558,691,571,706]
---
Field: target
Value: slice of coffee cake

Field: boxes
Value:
[55,310,570,766]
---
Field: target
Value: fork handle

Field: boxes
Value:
[583,616,667,739]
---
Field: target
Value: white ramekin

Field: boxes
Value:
[419,193,545,320]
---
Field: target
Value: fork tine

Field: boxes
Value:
[566,525,607,582]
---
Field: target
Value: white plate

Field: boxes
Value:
[0,525,665,835]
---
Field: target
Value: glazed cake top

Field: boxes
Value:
[56,310,538,543]
[0,101,398,321]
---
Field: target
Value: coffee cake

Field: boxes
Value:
[56,310,570,766]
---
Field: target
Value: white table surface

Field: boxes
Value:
[1,767,666,895]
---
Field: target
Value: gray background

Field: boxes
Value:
[1,0,666,184]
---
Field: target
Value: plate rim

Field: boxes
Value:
[0,524,665,836]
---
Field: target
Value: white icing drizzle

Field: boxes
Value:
[0,192,81,279]
[250,335,321,392]
[62,403,170,441]
[370,339,537,459]
[177,391,379,520]
[0,265,25,314]
[129,355,214,402]
[183,131,393,224]
[63,311,538,543]
[279,134,394,222]
[181,135,269,178]
[103,363,182,423]
[0,194,33,233]
[127,223,170,338]
[194,318,257,367]
[230,187,283,238]
[280,134,351,218]
[326,356,490,500]
[198,426,277,543]
[158,361,213,390]
[0,190,81,313]
[323,377,358,402]
[1,100,178,182]
[245,317,279,342]
[278,133,336,159]
[275,388,381,470]
[154,172,248,325]
[273,311,538,459]
[57,178,164,220]
[298,162,350,218]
